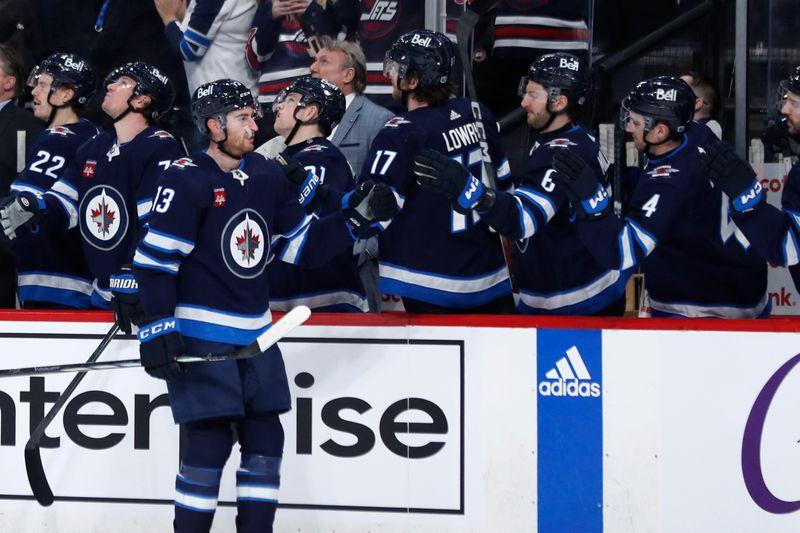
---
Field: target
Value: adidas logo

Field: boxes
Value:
[450,109,461,120]
[538,346,601,398]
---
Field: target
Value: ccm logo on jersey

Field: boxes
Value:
[656,88,677,101]
[647,165,679,178]
[559,58,580,71]
[82,160,97,178]
[138,319,179,340]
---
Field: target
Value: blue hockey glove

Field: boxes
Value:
[342,180,400,238]
[109,265,144,334]
[414,148,495,214]
[552,149,610,219]
[137,316,184,381]
[276,153,327,215]
[702,142,764,213]
[0,191,46,240]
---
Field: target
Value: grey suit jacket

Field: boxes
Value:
[331,94,394,179]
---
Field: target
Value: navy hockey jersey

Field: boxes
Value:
[247,1,357,104]
[361,97,513,308]
[573,134,769,318]
[480,124,627,315]
[10,119,100,308]
[43,127,182,307]
[134,151,357,345]
[268,138,367,312]
[358,0,425,112]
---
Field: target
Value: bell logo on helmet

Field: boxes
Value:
[410,34,432,48]
[196,85,214,99]
[656,88,677,102]
[151,68,169,85]
[559,57,579,71]
[63,57,86,71]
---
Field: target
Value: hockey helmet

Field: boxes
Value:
[620,76,695,136]
[519,52,590,107]
[192,79,261,135]
[28,53,96,107]
[383,29,455,87]
[103,62,175,121]
[273,75,345,134]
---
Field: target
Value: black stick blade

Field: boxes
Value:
[25,442,54,506]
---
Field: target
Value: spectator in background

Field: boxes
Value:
[0,44,43,308]
[154,0,259,151]
[309,37,392,177]
[246,0,358,142]
[309,36,392,312]
[681,71,722,139]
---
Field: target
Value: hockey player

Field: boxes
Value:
[700,66,800,291]
[0,62,181,325]
[131,78,397,532]
[2,53,100,309]
[269,75,368,312]
[415,53,627,315]
[362,29,514,313]
[551,76,769,318]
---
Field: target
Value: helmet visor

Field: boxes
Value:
[26,65,48,88]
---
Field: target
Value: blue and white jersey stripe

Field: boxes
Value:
[133,248,181,274]
[380,262,511,307]
[176,304,272,344]
[143,228,196,256]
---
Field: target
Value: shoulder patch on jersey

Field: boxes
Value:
[171,157,196,169]
[383,117,411,128]
[150,130,175,139]
[213,187,226,207]
[300,144,327,153]
[47,125,74,136]
[647,165,680,179]
[82,160,97,178]
[545,138,578,148]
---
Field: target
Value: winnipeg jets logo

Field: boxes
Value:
[546,138,577,148]
[48,126,74,136]
[383,117,410,128]
[90,195,116,236]
[647,165,680,178]
[79,185,128,251]
[301,144,326,153]
[222,209,269,279]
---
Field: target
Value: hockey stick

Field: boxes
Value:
[455,2,499,189]
[4,306,312,379]
[24,322,119,507]
[455,1,517,290]
[21,305,310,507]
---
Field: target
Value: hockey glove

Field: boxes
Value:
[110,265,144,334]
[276,153,327,215]
[0,191,45,240]
[702,142,764,213]
[342,180,400,238]
[137,316,184,381]
[552,149,610,219]
[414,148,495,214]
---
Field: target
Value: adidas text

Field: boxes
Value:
[539,379,601,398]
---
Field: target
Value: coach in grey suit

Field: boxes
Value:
[310,37,394,178]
